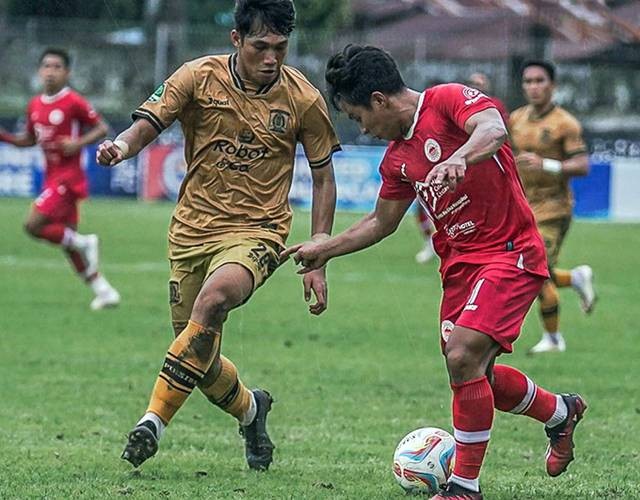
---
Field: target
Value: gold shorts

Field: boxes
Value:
[537,217,571,269]
[168,237,281,334]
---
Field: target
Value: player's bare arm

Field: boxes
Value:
[96,119,159,166]
[59,120,109,156]
[0,127,36,147]
[282,196,413,274]
[516,151,589,177]
[303,162,337,315]
[426,108,507,191]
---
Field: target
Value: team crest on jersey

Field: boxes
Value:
[147,83,165,103]
[48,109,64,125]
[269,109,290,134]
[424,138,442,163]
[540,128,552,145]
[441,320,455,343]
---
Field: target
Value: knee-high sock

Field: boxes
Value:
[147,320,220,424]
[492,365,567,427]
[450,376,494,492]
[539,282,560,333]
[198,355,254,424]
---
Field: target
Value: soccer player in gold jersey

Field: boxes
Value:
[96,0,340,470]
[510,60,596,354]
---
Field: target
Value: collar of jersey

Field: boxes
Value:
[40,86,70,104]
[528,103,556,121]
[228,53,280,96]
[403,91,426,141]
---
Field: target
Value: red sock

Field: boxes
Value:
[37,223,66,244]
[491,364,557,423]
[450,376,493,490]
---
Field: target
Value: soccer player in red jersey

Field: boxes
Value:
[282,46,587,499]
[0,48,120,310]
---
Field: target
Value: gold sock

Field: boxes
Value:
[147,320,220,424]
[539,281,560,333]
[199,355,253,421]
[553,268,572,288]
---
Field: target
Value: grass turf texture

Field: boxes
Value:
[0,197,638,499]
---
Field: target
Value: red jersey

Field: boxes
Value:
[379,84,548,278]
[26,87,101,197]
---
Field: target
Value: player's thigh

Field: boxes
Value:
[169,256,209,335]
[537,217,571,268]
[205,237,280,296]
[442,264,544,354]
[34,183,80,226]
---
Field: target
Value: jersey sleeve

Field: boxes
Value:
[430,83,497,131]
[378,150,416,200]
[73,94,102,127]
[298,95,341,169]
[133,63,194,133]
[562,116,587,157]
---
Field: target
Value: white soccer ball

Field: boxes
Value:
[392,427,455,494]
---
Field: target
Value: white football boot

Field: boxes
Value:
[528,332,566,354]
[90,275,121,310]
[571,265,596,314]
[415,240,435,264]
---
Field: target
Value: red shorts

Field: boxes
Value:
[34,182,81,225]
[439,262,544,353]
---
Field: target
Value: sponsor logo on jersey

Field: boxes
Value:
[462,86,486,105]
[147,83,165,103]
[540,128,552,145]
[210,138,269,173]
[208,96,230,107]
[441,320,455,343]
[446,219,476,238]
[424,138,442,163]
[269,109,290,134]
[48,109,64,125]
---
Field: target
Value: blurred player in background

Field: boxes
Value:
[283,45,586,499]
[97,0,339,471]
[0,48,120,310]
[466,71,509,125]
[510,60,596,354]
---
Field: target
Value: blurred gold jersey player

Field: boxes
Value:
[97,0,339,470]
[510,60,596,354]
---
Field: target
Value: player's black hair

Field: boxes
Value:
[39,48,71,68]
[325,45,406,110]
[234,0,295,38]
[521,59,556,82]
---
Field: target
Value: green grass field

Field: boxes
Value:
[0,197,638,499]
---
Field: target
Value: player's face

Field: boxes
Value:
[38,55,69,94]
[232,27,288,87]
[522,66,555,107]
[340,97,402,141]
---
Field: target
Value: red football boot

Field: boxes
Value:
[545,393,587,477]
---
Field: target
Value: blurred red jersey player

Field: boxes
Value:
[0,48,119,310]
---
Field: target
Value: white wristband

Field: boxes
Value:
[113,139,130,158]
[542,158,562,174]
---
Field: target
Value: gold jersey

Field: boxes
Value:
[133,54,340,256]
[510,104,587,222]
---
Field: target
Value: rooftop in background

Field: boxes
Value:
[351,0,640,61]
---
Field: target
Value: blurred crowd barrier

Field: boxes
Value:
[1,140,638,220]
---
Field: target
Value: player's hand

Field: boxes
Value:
[58,137,82,156]
[302,267,328,315]
[516,152,543,170]
[425,155,467,192]
[280,240,330,274]
[96,139,125,167]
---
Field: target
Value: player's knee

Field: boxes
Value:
[193,289,233,324]
[444,345,479,382]
[24,220,38,237]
